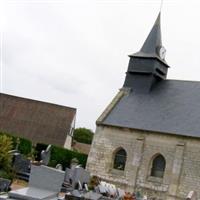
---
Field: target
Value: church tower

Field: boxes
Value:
[123,13,170,93]
[87,10,200,199]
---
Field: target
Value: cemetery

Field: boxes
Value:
[0,133,127,200]
[0,133,197,200]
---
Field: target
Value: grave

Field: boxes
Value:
[0,178,11,193]
[186,191,197,200]
[12,152,31,181]
[8,165,65,200]
[63,167,90,192]
[40,145,52,166]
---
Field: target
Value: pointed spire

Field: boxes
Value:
[140,12,162,54]
[131,12,166,62]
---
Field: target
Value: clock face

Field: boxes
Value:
[159,46,166,60]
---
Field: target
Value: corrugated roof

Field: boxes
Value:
[101,80,200,138]
[0,93,76,146]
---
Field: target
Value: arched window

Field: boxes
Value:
[151,154,166,178]
[113,148,127,171]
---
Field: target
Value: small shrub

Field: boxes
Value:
[0,134,15,179]
[0,132,32,155]
[0,134,13,170]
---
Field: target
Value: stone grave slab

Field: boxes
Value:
[9,187,57,200]
[8,165,65,200]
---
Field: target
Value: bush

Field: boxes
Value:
[18,138,32,156]
[0,132,32,156]
[0,132,88,171]
[47,145,88,169]
[0,134,13,172]
[73,128,94,144]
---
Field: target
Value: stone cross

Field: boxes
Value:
[40,145,52,166]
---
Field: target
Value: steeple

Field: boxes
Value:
[130,12,168,63]
[141,12,161,53]
[123,12,170,93]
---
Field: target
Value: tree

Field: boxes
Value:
[73,128,94,144]
[0,134,13,171]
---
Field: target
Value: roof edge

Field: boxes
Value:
[96,88,129,125]
[0,92,76,111]
[98,123,200,140]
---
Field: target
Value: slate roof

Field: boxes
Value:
[0,93,76,146]
[129,13,168,67]
[101,80,200,138]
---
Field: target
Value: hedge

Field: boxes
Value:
[0,132,88,169]
[0,132,32,155]
[36,143,88,169]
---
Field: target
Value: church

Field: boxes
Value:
[86,13,200,200]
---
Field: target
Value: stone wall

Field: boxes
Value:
[86,125,200,200]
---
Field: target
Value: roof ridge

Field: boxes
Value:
[0,92,76,111]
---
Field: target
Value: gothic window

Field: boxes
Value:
[113,148,127,171]
[151,154,166,178]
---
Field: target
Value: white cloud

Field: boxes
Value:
[2,0,200,130]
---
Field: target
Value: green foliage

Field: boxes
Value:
[73,128,94,144]
[18,138,32,156]
[0,131,88,171]
[0,134,13,171]
[48,145,88,169]
[0,132,32,156]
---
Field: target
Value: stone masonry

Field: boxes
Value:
[87,125,200,200]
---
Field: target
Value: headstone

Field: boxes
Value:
[40,145,52,166]
[71,167,90,189]
[62,167,90,193]
[70,158,79,170]
[84,183,89,191]
[64,168,74,183]
[0,178,11,193]
[56,164,63,171]
[186,191,197,200]
[12,153,31,181]
[9,165,65,200]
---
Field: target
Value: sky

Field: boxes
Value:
[1,0,200,131]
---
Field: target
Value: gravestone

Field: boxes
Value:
[65,167,90,189]
[40,145,52,166]
[12,153,31,181]
[62,166,90,193]
[186,191,197,200]
[0,178,11,193]
[70,158,79,169]
[56,164,63,171]
[9,165,65,200]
